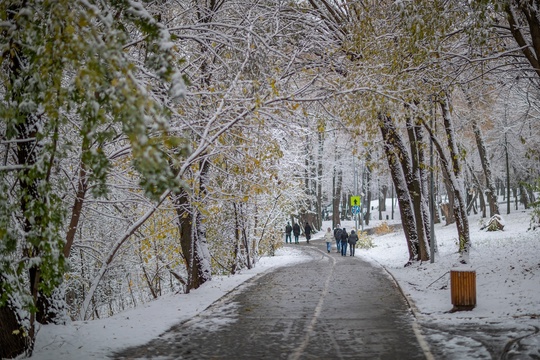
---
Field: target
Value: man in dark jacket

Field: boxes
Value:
[285,222,292,243]
[334,225,342,253]
[340,228,348,256]
[292,222,300,244]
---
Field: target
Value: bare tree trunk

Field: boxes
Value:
[192,157,212,287]
[425,95,470,262]
[316,130,324,230]
[520,183,530,209]
[342,193,349,221]
[505,133,511,214]
[309,146,319,230]
[405,114,430,261]
[471,118,499,216]
[242,217,252,269]
[173,187,195,293]
[505,3,540,79]
[380,184,388,212]
[379,114,419,264]
[139,252,158,299]
[64,160,88,258]
[441,172,456,224]
[231,202,240,274]
[333,167,343,227]
[172,164,210,292]
[467,162,487,218]
[365,156,372,226]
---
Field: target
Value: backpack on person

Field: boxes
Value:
[334,228,342,240]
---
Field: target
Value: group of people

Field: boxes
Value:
[285,221,312,244]
[326,224,358,256]
[285,221,358,256]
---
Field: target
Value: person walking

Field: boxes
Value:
[334,225,342,253]
[292,222,300,244]
[285,222,292,244]
[304,222,312,244]
[324,227,333,253]
[340,228,348,256]
[348,230,359,256]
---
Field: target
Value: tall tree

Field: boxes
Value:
[379,114,420,263]
[0,0,184,355]
[424,94,472,263]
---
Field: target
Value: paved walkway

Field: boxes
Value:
[114,241,431,359]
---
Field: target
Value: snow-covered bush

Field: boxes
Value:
[483,214,505,231]
[356,231,375,249]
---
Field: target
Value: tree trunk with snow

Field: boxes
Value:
[468,162,487,218]
[333,166,343,228]
[316,130,324,230]
[379,114,419,263]
[380,185,388,212]
[193,158,213,286]
[471,117,499,217]
[426,95,471,262]
[441,172,456,224]
[365,154,372,226]
[405,114,430,261]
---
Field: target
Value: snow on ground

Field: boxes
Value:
[354,209,539,320]
[350,208,540,358]
[31,209,539,359]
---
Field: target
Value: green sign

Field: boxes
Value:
[350,196,361,207]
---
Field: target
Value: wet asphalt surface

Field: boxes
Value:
[114,240,429,359]
[113,239,539,359]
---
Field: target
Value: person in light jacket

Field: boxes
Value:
[324,227,333,253]
[348,230,359,256]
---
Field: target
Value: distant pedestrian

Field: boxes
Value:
[348,230,359,256]
[340,228,348,256]
[304,222,312,244]
[324,227,333,253]
[334,225,342,253]
[285,222,292,244]
[292,222,300,244]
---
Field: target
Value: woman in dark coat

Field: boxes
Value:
[304,222,312,244]
[348,230,359,256]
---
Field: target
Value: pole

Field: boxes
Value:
[505,132,511,215]
[430,95,437,263]
[391,182,394,220]
[360,165,364,231]
[354,160,358,232]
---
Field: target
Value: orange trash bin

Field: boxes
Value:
[450,270,476,311]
